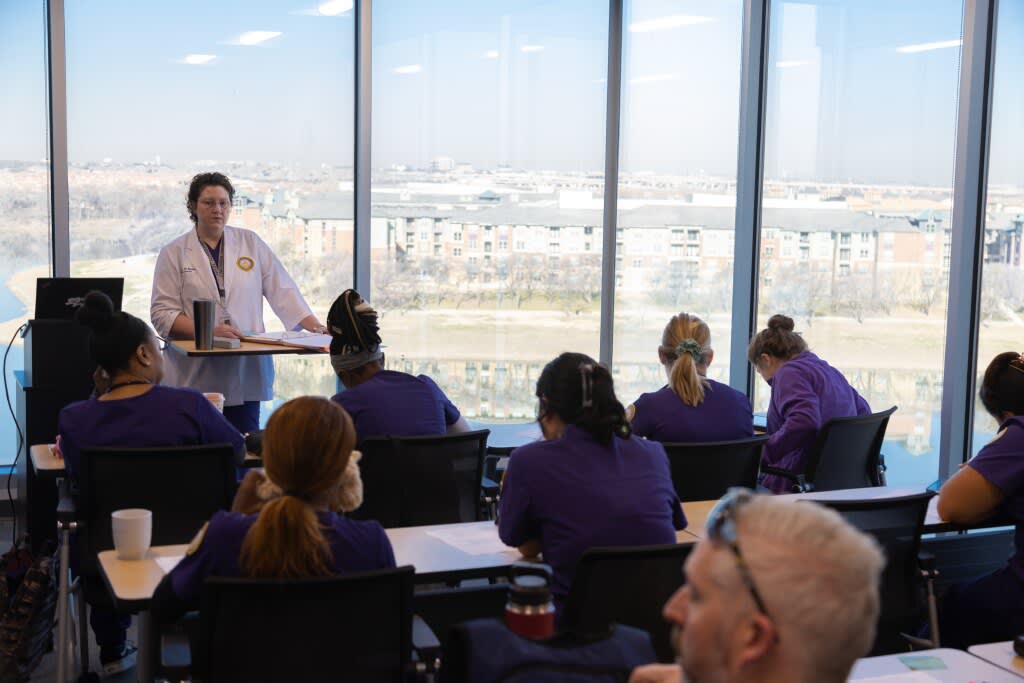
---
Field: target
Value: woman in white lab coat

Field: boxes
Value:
[151,172,326,432]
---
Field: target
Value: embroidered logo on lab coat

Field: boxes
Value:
[237,256,255,272]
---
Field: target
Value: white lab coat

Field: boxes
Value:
[150,226,313,406]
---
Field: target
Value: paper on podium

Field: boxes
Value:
[426,526,512,555]
[242,330,331,352]
[850,675,942,683]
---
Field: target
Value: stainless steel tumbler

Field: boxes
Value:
[193,298,216,350]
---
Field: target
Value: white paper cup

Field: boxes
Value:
[111,509,152,561]
[204,392,225,413]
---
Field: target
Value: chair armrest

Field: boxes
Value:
[875,453,888,486]
[411,614,441,672]
[760,466,809,492]
[917,550,938,577]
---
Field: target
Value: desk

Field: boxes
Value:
[968,642,1024,677]
[29,443,63,474]
[681,487,956,540]
[97,522,698,680]
[98,546,189,683]
[849,647,1022,681]
[469,421,542,450]
[164,339,324,358]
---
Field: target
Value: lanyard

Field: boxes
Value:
[197,233,229,322]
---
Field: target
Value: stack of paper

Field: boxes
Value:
[243,330,332,352]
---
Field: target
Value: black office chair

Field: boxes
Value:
[192,567,416,683]
[55,443,237,681]
[806,492,938,655]
[660,436,769,502]
[352,430,490,528]
[762,406,897,492]
[414,583,510,654]
[560,543,693,663]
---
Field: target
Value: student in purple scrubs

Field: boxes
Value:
[326,289,470,441]
[628,312,753,443]
[57,291,245,677]
[498,352,687,609]
[749,314,870,493]
[934,352,1024,648]
[154,397,395,617]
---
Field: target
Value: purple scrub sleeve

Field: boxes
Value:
[761,351,870,493]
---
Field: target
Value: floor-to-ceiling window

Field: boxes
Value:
[756,0,964,486]
[613,0,743,405]
[974,0,1024,452]
[0,1,51,465]
[371,1,609,421]
[64,1,355,413]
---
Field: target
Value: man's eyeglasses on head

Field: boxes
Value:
[706,487,771,618]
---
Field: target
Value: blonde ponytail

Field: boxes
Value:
[660,313,711,407]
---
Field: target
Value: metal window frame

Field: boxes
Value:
[354,0,372,296]
[47,0,70,277]
[939,0,999,478]
[729,0,771,395]
[599,0,624,368]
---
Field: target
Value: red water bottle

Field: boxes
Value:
[505,562,556,639]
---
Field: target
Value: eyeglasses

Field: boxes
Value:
[199,199,231,209]
[706,488,771,617]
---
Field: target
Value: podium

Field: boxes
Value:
[14,319,95,553]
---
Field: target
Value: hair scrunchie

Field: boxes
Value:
[675,338,704,361]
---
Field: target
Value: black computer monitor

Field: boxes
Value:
[34,277,124,320]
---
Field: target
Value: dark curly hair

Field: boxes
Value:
[535,352,631,445]
[979,352,1024,420]
[747,314,809,365]
[186,172,235,225]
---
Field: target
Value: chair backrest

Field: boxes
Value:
[78,444,237,573]
[804,406,897,491]
[560,543,692,663]
[399,429,488,526]
[807,492,932,655]
[350,437,404,528]
[195,566,415,683]
[660,436,769,502]
[414,583,510,653]
[351,430,489,528]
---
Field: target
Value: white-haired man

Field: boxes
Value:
[630,490,884,683]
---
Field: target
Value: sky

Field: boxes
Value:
[1,0,1022,187]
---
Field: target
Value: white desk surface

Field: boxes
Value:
[969,642,1024,678]
[849,647,1023,681]
[682,487,941,540]
[98,545,189,602]
[29,443,64,473]
[96,522,699,604]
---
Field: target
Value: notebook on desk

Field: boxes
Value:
[242,330,331,352]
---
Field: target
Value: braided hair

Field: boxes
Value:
[326,289,384,375]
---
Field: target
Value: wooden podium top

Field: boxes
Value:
[164,339,326,358]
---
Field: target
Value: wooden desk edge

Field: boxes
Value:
[165,340,324,357]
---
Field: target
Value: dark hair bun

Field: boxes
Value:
[75,291,116,333]
[767,314,795,332]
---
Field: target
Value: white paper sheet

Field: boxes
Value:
[154,555,185,575]
[425,526,512,555]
